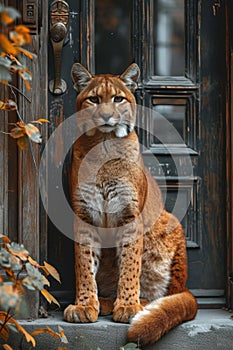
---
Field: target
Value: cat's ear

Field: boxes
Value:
[120,63,140,92]
[71,63,92,92]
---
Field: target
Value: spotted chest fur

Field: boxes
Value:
[64,63,197,346]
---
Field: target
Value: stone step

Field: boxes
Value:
[5,309,233,350]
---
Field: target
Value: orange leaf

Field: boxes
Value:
[5,268,16,281]
[0,235,11,244]
[0,313,36,347]
[9,31,25,46]
[31,118,50,124]
[10,126,25,139]
[41,289,60,307]
[58,326,68,344]
[24,123,42,143]
[0,34,17,56]
[17,47,36,60]
[9,26,31,46]
[7,243,29,261]
[2,344,14,350]
[43,262,61,283]
[0,99,17,111]
[42,275,50,287]
[1,12,14,26]
[17,136,28,150]
[24,79,31,90]
[28,256,40,268]
[15,25,31,35]
[31,326,60,339]
[0,324,9,342]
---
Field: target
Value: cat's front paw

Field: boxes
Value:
[113,303,143,323]
[64,303,99,323]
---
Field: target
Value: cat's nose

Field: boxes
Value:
[100,112,112,122]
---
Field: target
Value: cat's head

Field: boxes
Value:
[71,63,140,137]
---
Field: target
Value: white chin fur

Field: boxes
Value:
[115,125,129,138]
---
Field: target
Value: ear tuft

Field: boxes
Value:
[71,63,92,93]
[120,63,140,92]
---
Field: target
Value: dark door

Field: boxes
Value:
[46,0,227,307]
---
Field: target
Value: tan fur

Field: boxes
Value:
[64,63,197,345]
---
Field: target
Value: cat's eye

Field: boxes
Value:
[88,96,99,104]
[114,96,125,103]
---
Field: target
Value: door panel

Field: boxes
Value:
[47,0,227,306]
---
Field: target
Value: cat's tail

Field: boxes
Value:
[127,289,197,346]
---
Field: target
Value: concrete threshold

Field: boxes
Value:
[4,309,233,350]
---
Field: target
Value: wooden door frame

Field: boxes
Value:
[226,0,233,309]
[1,0,48,317]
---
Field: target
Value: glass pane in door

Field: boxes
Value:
[95,0,131,74]
[152,105,186,144]
[154,0,185,76]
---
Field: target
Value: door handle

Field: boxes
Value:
[49,0,69,95]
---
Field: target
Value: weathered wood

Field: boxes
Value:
[0,82,8,237]
[17,1,48,318]
[226,0,233,309]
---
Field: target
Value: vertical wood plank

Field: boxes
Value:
[0,90,8,236]
[226,0,233,309]
[17,2,48,318]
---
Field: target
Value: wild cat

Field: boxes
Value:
[64,63,197,346]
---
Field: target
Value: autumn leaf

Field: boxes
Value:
[1,11,14,25]
[31,326,68,345]
[0,324,10,342]
[0,6,20,24]
[18,68,32,82]
[58,326,68,344]
[7,242,29,261]
[31,118,50,125]
[17,136,28,150]
[28,256,40,268]
[14,25,31,44]
[0,34,17,56]
[5,268,16,282]
[1,314,36,347]
[10,126,25,139]
[17,47,36,60]
[43,261,61,283]
[0,283,20,310]
[42,275,50,287]
[2,344,14,350]
[0,234,11,245]
[24,123,42,143]
[31,326,60,339]
[41,289,60,307]
[0,99,17,111]
[24,79,31,90]
[23,262,44,290]
[8,24,32,47]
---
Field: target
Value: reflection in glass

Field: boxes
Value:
[152,105,186,144]
[154,0,185,76]
[95,0,131,74]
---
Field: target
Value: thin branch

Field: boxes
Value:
[0,82,31,104]
[28,138,38,172]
